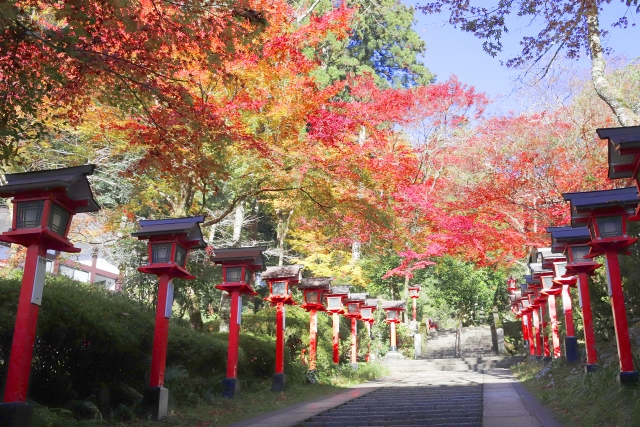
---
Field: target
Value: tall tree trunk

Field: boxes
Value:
[587,6,640,126]
[232,201,245,246]
[276,209,294,266]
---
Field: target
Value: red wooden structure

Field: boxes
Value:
[563,186,640,384]
[262,265,304,392]
[326,286,350,364]
[211,246,267,397]
[0,166,99,427]
[132,216,205,420]
[360,298,378,362]
[343,293,367,368]
[382,301,405,353]
[408,285,421,323]
[298,277,332,375]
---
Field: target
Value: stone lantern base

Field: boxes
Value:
[222,377,241,398]
[143,386,168,421]
[617,371,639,386]
[0,402,32,427]
[271,373,286,392]
[564,336,579,363]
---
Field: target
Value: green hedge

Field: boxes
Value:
[0,276,283,413]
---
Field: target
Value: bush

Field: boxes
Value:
[0,276,297,418]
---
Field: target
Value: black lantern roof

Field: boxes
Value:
[548,226,591,252]
[597,126,640,180]
[210,246,267,271]
[524,275,540,285]
[562,187,639,226]
[298,277,332,290]
[329,285,351,296]
[348,292,368,301]
[132,216,206,248]
[364,298,378,308]
[261,265,304,282]
[381,300,406,310]
[0,165,99,212]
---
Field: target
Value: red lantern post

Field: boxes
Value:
[344,293,367,369]
[132,216,206,420]
[0,166,99,427]
[360,299,378,362]
[211,247,267,397]
[325,286,350,364]
[540,273,562,359]
[382,301,406,354]
[298,278,332,377]
[563,187,640,384]
[408,285,421,324]
[262,265,304,392]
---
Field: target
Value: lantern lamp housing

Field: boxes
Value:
[386,310,398,321]
[326,295,343,311]
[304,290,320,304]
[347,302,360,315]
[541,276,554,290]
[567,245,591,263]
[270,281,288,297]
[591,215,625,240]
[361,307,372,321]
[553,262,567,278]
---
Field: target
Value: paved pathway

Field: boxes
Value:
[226,360,564,427]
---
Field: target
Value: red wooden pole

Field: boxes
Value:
[332,312,340,364]
[561,285,575,337]
[390,322,397,351]
[309,310,317,371]
[527,313,535,357]
[365,321,371,362]
[541,304,550,359]
[547,296,561,358]
[226,292,241,378]
[149,275,171,388]
[604,251,636,379]
[4,245,47,403]
[578,272,598,370]
[275,303,285,374]
[412,299,417,322]
[532,308,542,358]
[521,316,529,346]
[350,318,357,365]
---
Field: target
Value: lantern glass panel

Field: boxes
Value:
[174,245,187,266]
[225,266,242,283]
[596,216,623,238]
[570,245,591,263]
[271,281,286,296]
[327,296,341,310]
[541,276,553,290]
[348,302,360,314]
[410,289,419,297]
[152,243,172,264]
[16,201,44,229]
[387,310,397,320]
[553,262,567,278]
[515,291,522,299]
[361,308,372,320]
[522,300,530,308]
[48,203,70,236]
[305,291,319,304]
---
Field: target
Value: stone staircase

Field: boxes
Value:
[297,367,483,427]
[418,325,523,371]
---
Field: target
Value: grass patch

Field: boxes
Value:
[512,359,640,427]
[32,362,389,426]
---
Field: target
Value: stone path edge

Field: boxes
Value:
[223,374,408,427]
[512,378,565,427]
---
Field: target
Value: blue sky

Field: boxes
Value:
[405,1,640,113]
